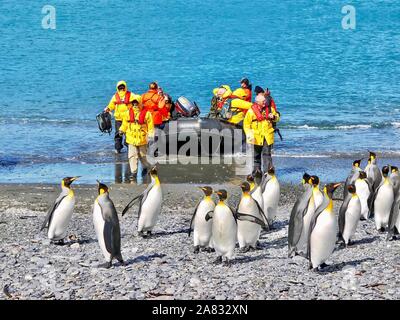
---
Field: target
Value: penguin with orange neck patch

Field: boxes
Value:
[188,186,215,253]
[93,181,124,268]
[41,176,80,245]
[122,166,162,237]
[307,183,341,271]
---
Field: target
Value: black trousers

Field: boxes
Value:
[114,120,128,151]
[251,141,273,175]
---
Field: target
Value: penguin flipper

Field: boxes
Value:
[40,194,66,231]
[254,198,269,230]
[122,182,153,217]
[369,179,384,218]
[205,211,214,221]
[228,205,238,223]
[236,212,266,228]
[188,201,201,237]
[387,199,400,238]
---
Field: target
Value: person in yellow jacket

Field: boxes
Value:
[243,94,280,175]
[118,98,154,179]
[105,81,136,154]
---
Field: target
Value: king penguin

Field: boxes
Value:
[370,166,394,232]
[288,173,315,257]
[355,171,373,220]
[310,175,324,209]
[247,173,263,212]
[122,166,162,237]
[387,166,400,240]
[261,167,280,227]
[307,183,341,271]
[344,159,362,199]
[41,176,80,245]
[188,186,215,253]
[365,151,382,193]
[338,184,361,246]
[236,182,267,252]
[206,189,237,266]
[93,181,124,268]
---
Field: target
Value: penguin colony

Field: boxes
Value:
[41,152,400,270]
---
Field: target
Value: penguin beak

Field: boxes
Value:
[333,183,342,189]
[71,176,81,182]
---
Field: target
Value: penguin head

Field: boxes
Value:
[353,159,362,168]
[199,186,213,196]
[391,166,399,174]
[246,174,254,183]
[302,173,311,185]
[359,171,367,180]
[149,166,158,177]
[347,184,356,195]
[215,189,228,201]
[97,180,109,195]
[240,182,251,194]
[62,176,80,188]
[323,183,341,198]
[368,151,377,162]
[267,167,275,176]
[310,175,320,187]
[382,165,390,177]
[253,169,263,183]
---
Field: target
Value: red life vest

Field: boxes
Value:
[251,104,269,121]
[128,108,146,125]
[115,91,131,105]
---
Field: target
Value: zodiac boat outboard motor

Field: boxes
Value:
[96,111,112,134]
[173,96,200,118]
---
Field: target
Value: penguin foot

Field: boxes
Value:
[360,216,367,221]
[98,262,112,269]
[223,260,232,267]
[213,256,222,265]
[379,227,386,233]
[239,246,250,253]
[193,246,200,254]
[53,239,65,246]
[319,263,329,269]
[204,247,215,253]
[138,231,147,238]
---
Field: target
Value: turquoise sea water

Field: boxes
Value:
[0,1,399,183]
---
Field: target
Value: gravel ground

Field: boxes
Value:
[0,183,399,300]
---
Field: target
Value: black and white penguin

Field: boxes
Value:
[188,186,215,253]
[338,184,361,246]
[261,167,280,227]
[308,183,341,271]
[93,181,124,268]
[370,166,394,232]
[365,151,382,192]
[387,166,400,240]
[40,176,80,245]
[122,166,162,237]
[288,173,315,257]
[344,159,362,199]
[355,171,373,220]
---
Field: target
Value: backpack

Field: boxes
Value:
[96,111,112,134]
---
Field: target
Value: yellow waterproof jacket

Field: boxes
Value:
[243,105,280,146]
[212,85,232,99]
[119,108,154,146]
[227,99,252,125]
[107,81,139,121]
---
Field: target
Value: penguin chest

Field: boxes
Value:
[212,206,237,246]
[313,190,324,209]
[262,181,280,220]
[48,196,75,240]
[310,211,337,266]
[355,180,370,217]
[193,200,215,245]
[343,197,361,242]
[375,184,394,226]
[237,197,261,246]
[138,185,162,230]
[251,187,263,208]
[93,202,111,261]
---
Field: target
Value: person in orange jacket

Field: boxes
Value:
[231,78,252,102]
[142,82,169,129]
